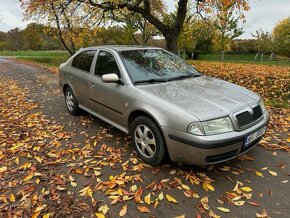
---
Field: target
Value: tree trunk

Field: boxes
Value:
[165,33,178,54]
[221,50,225,61]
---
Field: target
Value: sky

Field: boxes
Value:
[0,0,289,39]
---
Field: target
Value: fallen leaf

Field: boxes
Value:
[95,213,105,218]
[217,207,230,213]
[137,205,150,213]
[0,166,7,174]
[23,172,34,182]
[144,193,151,205]
[166,194,178,203]
[268,170,277,176]
[241,187,252,192]
[255,171,264,177]
[134,187,143,203]
[247,201,260,207]
[119,204,127,217]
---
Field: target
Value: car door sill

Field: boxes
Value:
[78,104,128,134]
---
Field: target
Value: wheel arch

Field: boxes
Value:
[128,110,162,132]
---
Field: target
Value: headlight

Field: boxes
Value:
[187,122,204,135]
[259,100,266,112]
[202,117,233,135]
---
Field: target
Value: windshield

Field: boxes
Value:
[119,49,201,84]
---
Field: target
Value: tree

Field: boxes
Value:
[6,28,24,50]
[273,17,290,57]
[76,0,250,54]
[19,0,100,55]
[178,18,216,58]
[23,23,43,50]
[212,0,245,60]
[251,29,275,61]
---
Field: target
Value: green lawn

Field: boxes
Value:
[0,50,70,67]
[196,53,290,66]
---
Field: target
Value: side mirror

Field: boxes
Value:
[102,73,119,83]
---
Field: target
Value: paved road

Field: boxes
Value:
[0,58,289,218]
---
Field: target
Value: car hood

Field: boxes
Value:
[136,76,260,121]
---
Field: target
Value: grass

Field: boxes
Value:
[0,50,70,67]
[196,53,290,66]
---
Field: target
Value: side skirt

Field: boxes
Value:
[79,104,129,134]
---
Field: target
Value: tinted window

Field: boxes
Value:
[72,51,96,72]
[95,51,120,77]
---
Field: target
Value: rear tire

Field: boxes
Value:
[64,87,80,115]
[130,116,166,165]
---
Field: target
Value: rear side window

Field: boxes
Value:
[72,50,96,72]
[95,51,121,77]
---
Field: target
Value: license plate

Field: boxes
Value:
[244,126,266,147]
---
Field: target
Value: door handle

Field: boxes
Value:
[90,82,95,88]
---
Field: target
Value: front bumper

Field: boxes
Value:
[162,111,270,166]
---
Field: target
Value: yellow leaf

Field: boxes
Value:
[233,200,245,206]
[174,216,185,218]
[217,207,230,213]
[32,211,40,218]
[95,213,105,218]
[42,213,52,218]
[0,166,7,174]
[19,162,31,170]
[287,138,290,143]
[158,192,164,200]
[181,184,190,190]
[255,171,263,177]
[35,156,43,163]
[130,185,137,192]
[35,204,46,212]
[98,204,109,214]
[144,193,151,205]
[203,182,215,192]
[10,194,15,202]
[268,170,277,176]
[119,204,127,217]
[166,194,178,203]
[23,172,34,182]
[154,200,159,208]
[35,178,40,184]
[241,187,252,192]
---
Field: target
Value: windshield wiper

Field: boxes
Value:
[169,74,201,81]
[133,78,169,85]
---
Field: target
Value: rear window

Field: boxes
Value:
[72,50,96,72]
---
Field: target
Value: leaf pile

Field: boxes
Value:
[0,61,289,218]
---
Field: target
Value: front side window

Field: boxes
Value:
[72,50,96,72]
[119,49,201,84]
[95,51,121,77]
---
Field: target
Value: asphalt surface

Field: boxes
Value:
[0,58,289,218]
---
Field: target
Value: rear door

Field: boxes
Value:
[88,50,126,126]
[68,50,97,107]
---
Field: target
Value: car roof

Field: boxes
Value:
[81,45,163,52]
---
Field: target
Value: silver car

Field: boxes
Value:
[59,46,269,166]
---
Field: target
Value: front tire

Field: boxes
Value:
[64,87,80,115]
[130,116,166,165]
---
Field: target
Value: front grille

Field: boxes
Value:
[205,150,238,163]
[235,105,262,127]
